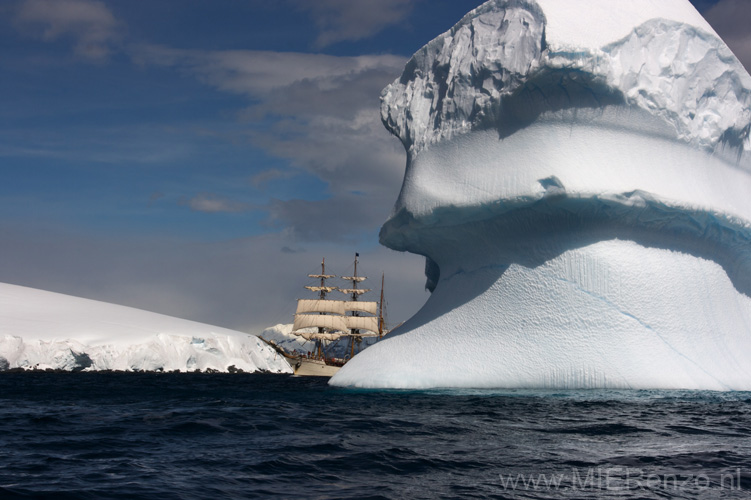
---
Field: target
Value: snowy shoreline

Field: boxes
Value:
[0,282,293,374]
[0,367,288,374]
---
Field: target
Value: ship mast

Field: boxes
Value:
[319,259,328,299]
[306,257,336,358]
[292,255,380,363]
[379,273,385,339]
[348,254,360,359]
[338,252,372,358]
[316,259,325,357]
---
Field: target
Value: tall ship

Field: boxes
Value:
[287,253,386,377]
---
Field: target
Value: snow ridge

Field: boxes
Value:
[0,283,291,373]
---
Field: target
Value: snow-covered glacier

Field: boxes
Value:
[331,0,751,389]
[0,282,291,373]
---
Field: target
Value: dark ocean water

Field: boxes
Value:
[1,373,750,499]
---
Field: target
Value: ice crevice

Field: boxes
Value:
[546,269,729,391]
[516,266,638,389]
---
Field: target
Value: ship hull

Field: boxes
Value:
[292,357,341,377]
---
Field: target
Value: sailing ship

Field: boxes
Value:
[287,253,385,377]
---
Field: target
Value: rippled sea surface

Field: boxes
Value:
[1,373,750,499]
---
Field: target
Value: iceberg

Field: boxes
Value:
[331,0,751,389]
[0,282,291,374]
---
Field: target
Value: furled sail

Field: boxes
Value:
[344,315,379,333]
[305,286,338,293]
[293,314,348,332]
[345,301,378,315]
[309,274,336,279]
[341,276,367,282]
[338,288,370,295]
[296,299,347,315]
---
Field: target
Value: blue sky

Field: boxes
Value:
[0,0,749,333]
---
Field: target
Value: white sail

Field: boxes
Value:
[338,288,370,295]
[345,301,378,315]
[341,276,367,282]
[344,315,379,333]
[296,299,347,315]
[297,332,343,341]
[293,314,348,333]
[351,332,379,337]
[309,274,336,279]
[305,286,338,293]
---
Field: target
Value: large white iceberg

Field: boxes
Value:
[331,0,751,389]
[0,282,291,373]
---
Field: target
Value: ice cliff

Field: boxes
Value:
[331,0,751,389]
[0,283,291,373]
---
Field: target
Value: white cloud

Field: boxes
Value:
[265,195,383,242]
[294,0,419,48]
[250,169,291,188]
[132,45,405,99]
[703,0,751,71]
[183,193,251,213]
[133,45,409,241]
[14,0,121,61]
